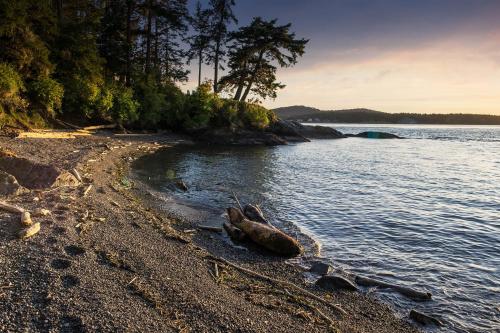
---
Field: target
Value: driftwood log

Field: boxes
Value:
[355,275,432,301]
[0,201,24,213]
[409,310,442,326]
[227,207,302,256]
[243,204,271,225]
[223,221,247,241]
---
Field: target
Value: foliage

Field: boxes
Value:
[30,77,64,117]
[0,63,27,112]
[108,84,140,125]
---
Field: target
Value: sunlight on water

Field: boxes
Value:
[134,124,500,333]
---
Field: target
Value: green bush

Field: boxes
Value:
[30,77,64,117]
[181,82,216,130]
[109,86,139,126]
[238,102,271,129]
[0,63,27,112]
[135,79,167,128]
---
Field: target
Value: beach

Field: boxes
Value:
[0,131,419,332]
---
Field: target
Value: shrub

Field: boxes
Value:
[109,86,139,126]
[135,79,167,128]
[0,63,27,112]
[181,82,216,130]
[238,102,271,129]
[30,77,64,118]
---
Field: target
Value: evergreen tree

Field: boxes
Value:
[187,1,212,87]
[220,17,307,102]
[208,0,237,93]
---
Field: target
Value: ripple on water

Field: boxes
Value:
[133,125,500,333]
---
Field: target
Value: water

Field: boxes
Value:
[133,124,500,333]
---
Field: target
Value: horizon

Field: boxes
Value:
[184,0,500,115]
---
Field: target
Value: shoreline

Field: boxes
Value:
[0,131,420,332]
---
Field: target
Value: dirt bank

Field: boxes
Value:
[0,131,420,333]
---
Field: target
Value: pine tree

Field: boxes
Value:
[187,1,212,87]
[220,17,308,102]
[208,0,237,93]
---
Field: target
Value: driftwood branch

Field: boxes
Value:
[83,124,117,131]
[355,275,432,301]
[231,191,243,212]
[197,225,223,233]
[0,201,24,213]
[83,185,93,197]
[209,255,346,316]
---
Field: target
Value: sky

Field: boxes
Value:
[185,0,500,114]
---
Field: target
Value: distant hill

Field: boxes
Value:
[273,105,500,125]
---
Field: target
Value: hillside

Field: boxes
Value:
[273,106,500,125]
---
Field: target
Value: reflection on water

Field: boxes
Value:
[133,124,500,333]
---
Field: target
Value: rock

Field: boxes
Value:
[355,275,432,300]
[19,222,40,239]
[409,310,443,326]
[269,119,345,140]
[348,131,402,139]
[0,171,25,196]
[0,156,79,189]
[309,261,332,276]
[316,274,358,291]
[176,180,188,191]
[191,128,288,146]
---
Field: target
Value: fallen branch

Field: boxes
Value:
[83,124,116,131]
[197,225,223,233]
[209,255,346,316]
[0,201,24,213]
[355,275,432,301]
[231,191,244,212]
[83,185,93,197]
[71,168,83,183]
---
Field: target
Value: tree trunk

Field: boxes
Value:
[213,2,226,94]
[145,0,153,75]
[233,61,247,100]
[240,53,264,102]
[125,0,132,85]
[164,26,170,81]
[213,38,221,93]
[198,49,202,87]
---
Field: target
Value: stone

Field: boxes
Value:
[309,261,332,276]
[0,171,25,196]
[316,274,358,291]
[348,131,402,139]
[0,156,79,189]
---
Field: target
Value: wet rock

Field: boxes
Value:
[0,171,25,196]
[0,156,79,189]
[176,180,188,191]
[316,274,358,291]
[243,204,270,225]
[269,119,345,140]
[347,131,402,139]
[309,261,332,276]
[409,310,443,326]
[191,128,288,146]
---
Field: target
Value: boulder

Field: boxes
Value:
[316,274,358,292]
[0,156,79,189]
[309,261,332,276]
[0,171,25,196]
[191,128,288,146]
[347,131,402,139]
[269,119,345,140]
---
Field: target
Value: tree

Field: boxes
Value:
[187,1,212,87]
[208,0,237,93]
[220,17,307,102]
[155,0,190,83]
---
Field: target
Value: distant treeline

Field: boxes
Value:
[274,106,500,125]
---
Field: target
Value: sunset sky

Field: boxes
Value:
[186,0,500,115]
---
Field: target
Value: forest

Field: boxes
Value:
[0,0,307,131]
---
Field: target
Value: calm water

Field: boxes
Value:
[133,124,500,333]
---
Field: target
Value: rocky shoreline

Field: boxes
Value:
[0,130,418,332]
